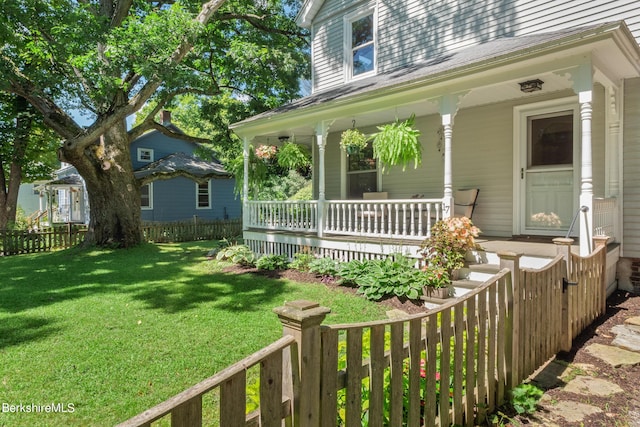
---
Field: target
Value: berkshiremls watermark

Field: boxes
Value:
[2,402,75,414]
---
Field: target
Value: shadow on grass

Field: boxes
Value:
[0,241,290,322]
[0,315,61,350]
[130,271,289,314]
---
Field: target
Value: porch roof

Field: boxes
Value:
[231,21,640,137]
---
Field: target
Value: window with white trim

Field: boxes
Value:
[140,183,153,209]
[346,142,378,198]
[345,9,376,80]
[137,148,154,162]
[196,181,211,209]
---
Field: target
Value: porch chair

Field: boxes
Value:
[452,188,479,219]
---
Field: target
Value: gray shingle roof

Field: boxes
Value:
[234,22,620,126]
[134,152,229,182]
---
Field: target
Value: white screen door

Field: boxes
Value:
[521,109,577,235]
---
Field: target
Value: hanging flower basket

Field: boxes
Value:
[340,128,368,155]
[255,144,277,160]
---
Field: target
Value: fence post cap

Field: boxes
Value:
[273,300,331,325]
[497,251,523,259]
[553,237,575,246]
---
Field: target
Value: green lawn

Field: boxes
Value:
[0,242,387,426]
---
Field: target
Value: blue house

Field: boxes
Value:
[41,111,241,224]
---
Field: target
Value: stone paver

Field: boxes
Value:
[563,375,623,396]
[612,324,640,352]
[538,397,602,423]
[585,342,640,367]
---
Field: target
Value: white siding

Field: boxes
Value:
[310,0,640,92]
[623,78,640,257]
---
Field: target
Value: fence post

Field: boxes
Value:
[273,300,330,427]
[498,251,522,389]
[554,237,574,352]
[593,235,609,314]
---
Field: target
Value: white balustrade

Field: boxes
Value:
[324,198,443,240]
[593,197,617,239]
[246,198,444,240]
[246,201,318,232]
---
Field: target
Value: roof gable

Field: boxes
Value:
[296,0,325,28]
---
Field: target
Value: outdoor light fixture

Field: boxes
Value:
[519,79,544,93]
[278,136,290,142]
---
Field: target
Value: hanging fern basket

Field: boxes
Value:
[371,114,422,172]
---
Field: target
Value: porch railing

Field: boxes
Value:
[246,200,318,233]
[324,198,443,240]
[593,197,617,240]
[246,198,444,241]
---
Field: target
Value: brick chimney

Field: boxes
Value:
[161,110,171,125]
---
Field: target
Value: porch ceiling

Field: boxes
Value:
[232,22,640,146]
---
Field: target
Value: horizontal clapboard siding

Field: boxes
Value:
[310,0,640,92]
[623,78,640,257]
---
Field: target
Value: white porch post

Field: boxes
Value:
[315,122,329,237]
[605,83,623,243]
[438,94,464,218]
[242,135,251,231]
[573,62,594,255]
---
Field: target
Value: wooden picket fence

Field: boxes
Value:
[1,218,243,256]
[0,224,87,256]
[117,237,609,427]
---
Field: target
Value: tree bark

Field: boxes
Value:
[0,96,31,230]
[61,119,142,247]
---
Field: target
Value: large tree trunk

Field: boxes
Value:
[0,96,31,230]
[61,120,142,247]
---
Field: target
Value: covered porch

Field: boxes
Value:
[232,23,639,259]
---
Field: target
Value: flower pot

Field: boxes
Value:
[423,286,450,299]
[345,145,360,155]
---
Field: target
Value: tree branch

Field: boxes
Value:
[216,12,308,39]
[148,121,213,145]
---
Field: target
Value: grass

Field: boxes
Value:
[0,242,387,426]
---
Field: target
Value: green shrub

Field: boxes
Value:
[255,254,289,271]
[289,252,315,272]
[215,244,256,266]
[510,383,543,415]
[308,257,340,277]
[353,254,426,301]
[336,259,370,286]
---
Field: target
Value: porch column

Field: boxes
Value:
[242,135,252,231]
[315,122,329,238]
[573,62,594,256]
[438,94,465,218]
[605,84,622,243]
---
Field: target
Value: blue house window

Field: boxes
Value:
[141,183,153,210]
[137,148,154,162]
[345,9,376,80]
[196,181,211,209]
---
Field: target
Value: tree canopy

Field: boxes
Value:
[0,0,309,246]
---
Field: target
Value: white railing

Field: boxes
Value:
[593,197,617,240]
[324,198,444,241]
[246,200,318,232]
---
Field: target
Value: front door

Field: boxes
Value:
[517,102,578,236]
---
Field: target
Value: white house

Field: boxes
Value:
[230,1,640,291]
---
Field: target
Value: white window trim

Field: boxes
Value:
[343,6,377,82]
[137,148,154,162]
[196,180,212,210]
[141,182,154,210]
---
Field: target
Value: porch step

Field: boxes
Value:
[458,263,501,282]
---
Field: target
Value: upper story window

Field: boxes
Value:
[137,148,154,162]
[345,8,376,80]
